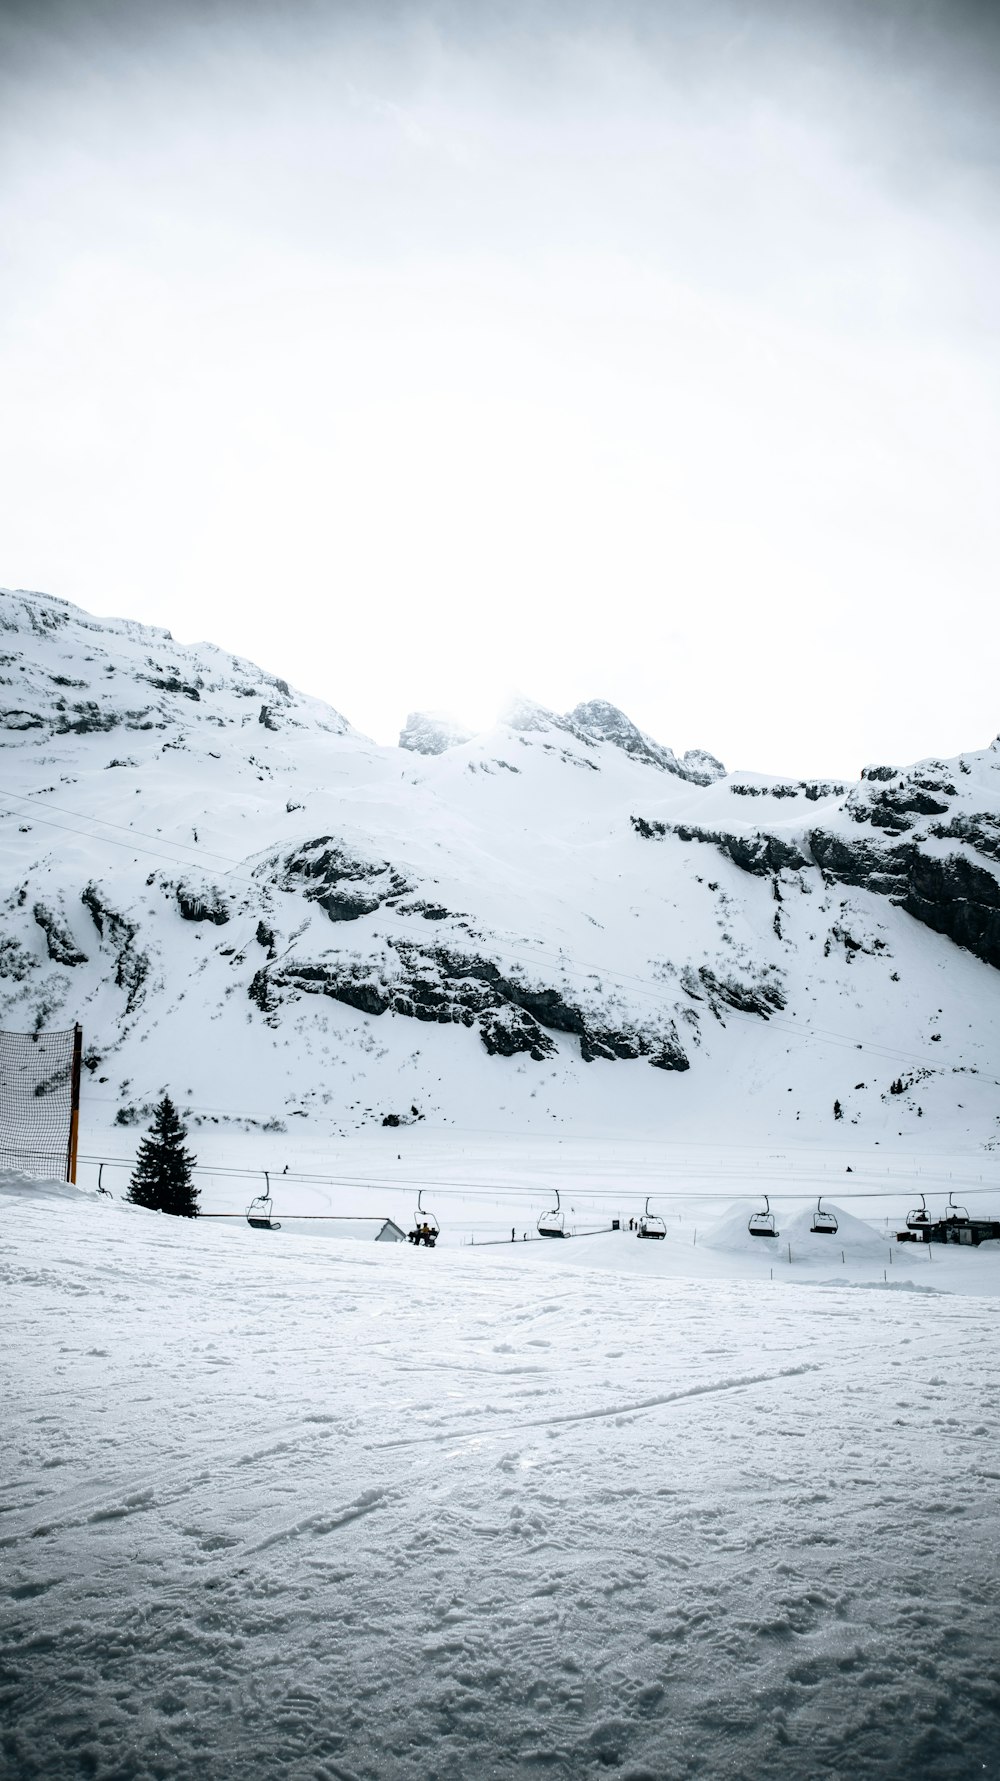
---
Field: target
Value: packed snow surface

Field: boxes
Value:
[3,1176,999,1780]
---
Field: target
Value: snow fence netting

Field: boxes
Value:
[0,1027,76,1178]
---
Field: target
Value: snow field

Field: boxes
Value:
[74,1123,1000,1294]
[3,1183,1000,1779]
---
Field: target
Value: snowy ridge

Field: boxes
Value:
[398,711,474,755]
[3,585,1000,1153]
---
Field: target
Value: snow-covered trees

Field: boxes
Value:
[126,1096,199,1217]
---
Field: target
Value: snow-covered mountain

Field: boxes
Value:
[4,585,1000,1153]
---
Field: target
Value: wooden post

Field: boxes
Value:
[67,1024,82,1184]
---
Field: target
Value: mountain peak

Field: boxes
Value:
[501,695,563,734]
[566,700,725,784]
[398,712,473,756]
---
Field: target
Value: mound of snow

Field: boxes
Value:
[701,1200,786,1255]
[701,1199,885,1257]
[0,1168,99,1203]
[781,1203,886,1255]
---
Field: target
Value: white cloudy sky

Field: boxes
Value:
[1,0,998,776]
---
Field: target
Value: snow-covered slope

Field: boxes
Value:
[7,1177,999,1781]
[4,585,1000,1155]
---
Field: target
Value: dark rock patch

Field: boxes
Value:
[250,938,690,1070]
[631,815,809,876]
[568,699,724,784]
[172,881,231,925]
[81,884,150,1012]
[281,837,410,922]
[32,902,88,966]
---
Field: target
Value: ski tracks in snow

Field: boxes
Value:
[377,1362,821,1448]
[3,1200,1000,1781]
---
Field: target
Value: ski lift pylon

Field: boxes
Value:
[748,1194,778,1238]
[246,1171,281,1230]
[810,1196,838,1236]
[537,1188,566,1238]
[637,1195,666,1239]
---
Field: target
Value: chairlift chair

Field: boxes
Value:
[810,1197,838,1236]
[537,1188,566,1238]
[946,1192,970,1224]
[905,1193,931,1231]
[246,1173,281,1230]
[410,1189,440,1247]
[748,1194,778,1238]
[637,1195,666,1239]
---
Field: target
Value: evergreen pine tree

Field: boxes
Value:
[126,1095,199,1216]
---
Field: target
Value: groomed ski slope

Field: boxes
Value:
[3,1174,999,1781]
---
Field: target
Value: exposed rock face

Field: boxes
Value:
[280,839,411,922]
[632,805,1000,972]
[681,747,728,784]
[399,712,473,755]
[809,832,1000,970]
[930,812,1000,860]
[0,585,357,743]
[80,884,151,1014]
[729,778,847,802]
[631,816,809,876]
[32,901,88,966]
[846,766,957,833]
[171,880,231,925]
[681,962,786,1018]
[250,939,691,1070]
[566,700,725,783]
[503,696,583,738]
[497,695,725,784]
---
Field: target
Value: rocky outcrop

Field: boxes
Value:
[680,747,728,784]
[0,709,45,730]
[81,884,150,1013]
[846,764,959,833]
[398,712,473,755]
[502,696,583,738]
[567,700,725,783]
[280,838,411,922]
[809,831,1000,970]
[681,963,786,1018]
[634,812,1000,972]
[142,673,201,701]
[0,936,35,982]
[250,938,691,1071]
[171,879,231,925]
[631,815,810,876]
[32,901,88,966]
[929,813,1000,861]
[729,778,846,802]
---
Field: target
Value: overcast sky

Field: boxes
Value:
[1,0,998,775]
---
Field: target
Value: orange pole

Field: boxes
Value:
[67,1024,82,1184]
